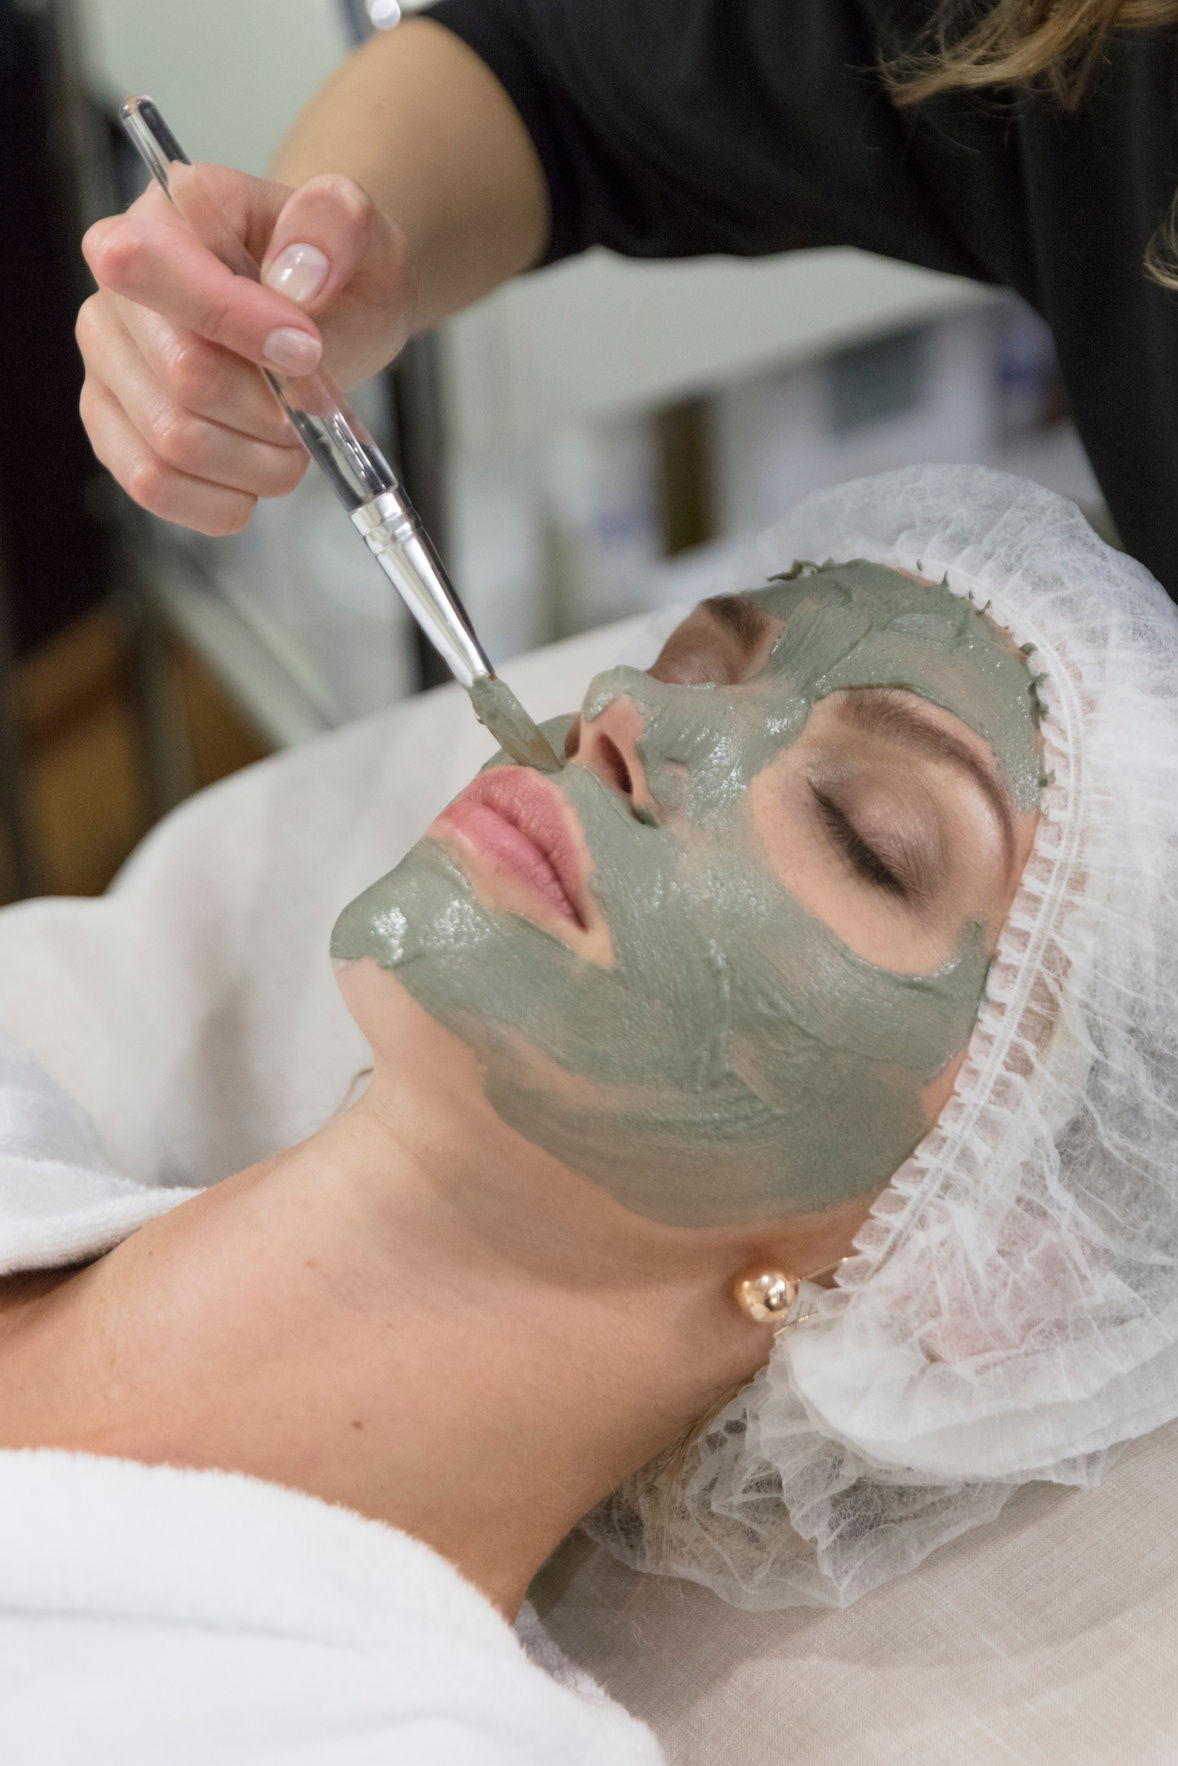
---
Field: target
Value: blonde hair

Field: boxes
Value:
[886,0,1178,286]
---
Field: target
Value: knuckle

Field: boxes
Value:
[75,295,101,356]
[125,451,172,515]
[388,224,414,284]
[271,449,308,495]
[216,496,257,537]
[78,379,99,432]
[163,333,216,407]
[194,293,237,349]
[86,220,144,288]
[308,172,371,225]
[149,402,206,474]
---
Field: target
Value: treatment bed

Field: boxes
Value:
[0,616,1173,1766]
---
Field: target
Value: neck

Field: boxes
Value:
[0,1059,787,1615]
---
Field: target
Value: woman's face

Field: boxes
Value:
[333,562,1042,1228]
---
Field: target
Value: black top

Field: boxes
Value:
[432,0,1178,597]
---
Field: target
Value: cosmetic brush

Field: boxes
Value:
[120,96,561,774]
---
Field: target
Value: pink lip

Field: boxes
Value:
[437,769,588,927]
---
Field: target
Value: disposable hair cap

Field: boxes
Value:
[588,464,1178,1608]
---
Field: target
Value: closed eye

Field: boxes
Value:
[815,794,908,898]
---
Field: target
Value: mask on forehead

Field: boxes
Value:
[332,562,1042,1228]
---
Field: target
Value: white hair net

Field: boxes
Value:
[587,463,1178,1609]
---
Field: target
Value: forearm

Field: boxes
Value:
[271,17,549,329]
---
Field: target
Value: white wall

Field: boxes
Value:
[78,0,350,174]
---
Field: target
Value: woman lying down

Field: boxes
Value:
[1,465,1175,1762]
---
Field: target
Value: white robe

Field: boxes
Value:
[0,1029,662,1765]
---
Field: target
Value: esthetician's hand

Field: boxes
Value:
[76,167,414,535]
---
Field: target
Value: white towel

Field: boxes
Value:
[0,1025,199,1274]
[0,1449,662,1764]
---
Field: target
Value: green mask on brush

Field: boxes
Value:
[332,562,1041,1227]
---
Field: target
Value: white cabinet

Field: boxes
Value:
[446,246,987,456]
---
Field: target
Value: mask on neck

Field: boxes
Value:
[332,562,1042,1227]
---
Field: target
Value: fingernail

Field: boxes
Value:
[262,328,322,375]
[263,242,330,306]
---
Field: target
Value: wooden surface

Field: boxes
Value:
[2,605,269,900]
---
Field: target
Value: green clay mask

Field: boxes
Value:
[332,562,1042,1228]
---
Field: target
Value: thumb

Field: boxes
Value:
[260,174,385,318]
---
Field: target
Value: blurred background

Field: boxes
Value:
[0,0,1106,902]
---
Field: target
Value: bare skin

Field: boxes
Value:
[76,18,547,534]
[0,599,1038,1617]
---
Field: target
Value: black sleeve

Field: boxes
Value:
[428,0,1178,603]
[428,0,989,281]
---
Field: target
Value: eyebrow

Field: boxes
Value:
[838,689,1017,872]
[700,593,772,655]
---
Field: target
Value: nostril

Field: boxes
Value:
[597,734,633,798]
[564,717,582,759]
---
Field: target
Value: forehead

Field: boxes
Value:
[749,559,1003,658]
[738,560,1043,810]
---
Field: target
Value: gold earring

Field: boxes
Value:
[735,1270,799,1324]
[733,1258,851,1330]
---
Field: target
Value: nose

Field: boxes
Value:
[565,693,655,816]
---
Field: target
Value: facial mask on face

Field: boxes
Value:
[332,562,1042,1228]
